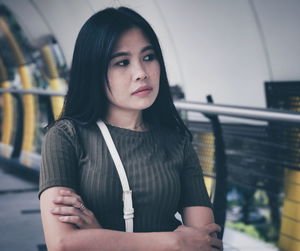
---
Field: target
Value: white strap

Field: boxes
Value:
[97,121,134,232]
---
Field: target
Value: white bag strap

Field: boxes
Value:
[97,121,134,232]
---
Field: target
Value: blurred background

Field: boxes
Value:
[0,0,299,250]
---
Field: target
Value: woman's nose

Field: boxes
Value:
[134,63,148,81]
[136,72,148,81]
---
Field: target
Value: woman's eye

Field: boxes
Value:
[144,54,155,61]
[115,59,129,66]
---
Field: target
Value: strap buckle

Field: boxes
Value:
[122,190,132,201]
[123,190,134,220]
[123,208,134,220]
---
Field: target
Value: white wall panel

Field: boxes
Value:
[31,0,94,67]
[157,0,269,107]
[87,0,121,11]
[0,0,50,44]
[0,0,299,108]
[253,0,300,80]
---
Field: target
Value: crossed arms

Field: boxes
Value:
[40,186,222,251]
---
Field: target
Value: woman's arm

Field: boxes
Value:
[41,186,177,251]
[182,206,215,229]
[42,187,223,251]
[182,206,223,250]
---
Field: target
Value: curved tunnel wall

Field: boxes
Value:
[1,0,300,108]
[0,5,66,166]
[0,1,300,250]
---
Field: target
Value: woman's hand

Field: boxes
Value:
[51,189,102,229]
[173,224,223,251]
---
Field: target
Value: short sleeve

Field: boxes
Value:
[178,136,212,213]
[38,121,79,199]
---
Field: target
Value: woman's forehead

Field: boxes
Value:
[112,27,152,52]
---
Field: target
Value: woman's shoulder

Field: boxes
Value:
[161,126,190,141]
[156,126,191,150]
[45,119,80,139]
[46,119,98,142]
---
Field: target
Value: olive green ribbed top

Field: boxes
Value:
[39,119,211,232]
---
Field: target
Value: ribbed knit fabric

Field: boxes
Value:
[39,119,212,232]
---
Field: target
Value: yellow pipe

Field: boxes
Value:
[279,98,300,249]
[282,200,300,220]
[41,46,59,78]
[1,81,13,145]
[0,56,8,82]
[18,65,35,152]
[284,179,300,202]
[41,46,64,119]
[0,56,14,157]
[0,17,36,154]
[197,133,215,198]
[49,79,64,119]
[280,217,300,240]
[0,17,25,65]
[279,168,300,250]
[285,169,300,185]
[279,234,300,251]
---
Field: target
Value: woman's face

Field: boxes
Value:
[106,28,160,114]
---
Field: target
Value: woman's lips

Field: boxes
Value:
[132,88,152,97]
[132,86,153,97]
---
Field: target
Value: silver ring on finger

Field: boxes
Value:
[79,202,86,211]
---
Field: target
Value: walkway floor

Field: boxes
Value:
[0,167,45,251]
[0,166,279,251]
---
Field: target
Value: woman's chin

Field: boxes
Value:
[136,99,156,110]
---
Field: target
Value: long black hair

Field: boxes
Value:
[58,7,191,139]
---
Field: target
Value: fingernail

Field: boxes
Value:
[59,216,67,221]
[60,190,70,193]
[53,196,62,202]
[51,208,58,213]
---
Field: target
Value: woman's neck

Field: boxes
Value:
[105,109,146,131]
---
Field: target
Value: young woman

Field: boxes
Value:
[39,7,223,251]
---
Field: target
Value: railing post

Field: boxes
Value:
[204,95,227,239]
[10,93,23,158]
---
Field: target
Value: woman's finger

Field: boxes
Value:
[53,196,81,207]
[205,223,222,235]
[51,206,83,216]
[58,215,84,228]
[59,189,82,201]
[210,237,223,250]
[56,211,102,229]
[54,190,90,215]
[51,201,92,218]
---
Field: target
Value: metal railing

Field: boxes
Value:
[1,87,299,122]
[0,87,299,248]
[174,100,300,123]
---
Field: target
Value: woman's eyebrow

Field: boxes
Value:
[141,45,154,53]
[110,51,128,60]
[110,45,154,60]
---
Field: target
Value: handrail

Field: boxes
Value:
[0,87,65,96]
[0,87,299,123]
[174,100,300,123]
